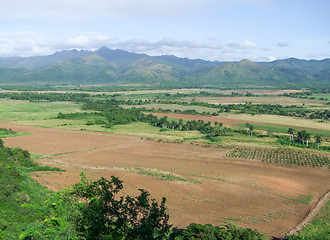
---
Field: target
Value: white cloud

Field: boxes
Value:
[66,35,91,48]
[0,31,50,56]
[0,31,263,60]
[268,56,276,61]
[225,40,257,52]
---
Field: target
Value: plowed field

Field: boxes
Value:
[1,122,329,238]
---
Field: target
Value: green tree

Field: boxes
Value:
[245,123,250,134]
[314,135,322,150]
[249,124,254,136]
[305,133,311,147]
[288,128,294,142]
[62,173,172,240]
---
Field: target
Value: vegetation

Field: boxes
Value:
[0,140,269,239]
[0,83,329,239]
[1,47,330,88]
[227,147,329,168]
[0,139,71,239]
[284,201,329,240]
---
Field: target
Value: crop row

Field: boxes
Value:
[227,148,329,168]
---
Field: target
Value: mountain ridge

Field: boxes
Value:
[0,47,329,87]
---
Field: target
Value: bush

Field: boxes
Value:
[62,173,172,240]
[178,223,267,240]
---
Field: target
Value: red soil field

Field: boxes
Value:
[1,122,329,238]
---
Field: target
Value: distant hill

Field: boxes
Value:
[0,47,329,87]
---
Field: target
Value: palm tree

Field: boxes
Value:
[297,130,307,144]
[249,124,254,136]
[314,135,322,150]
[288,128,294,142]
[245,122,250,134]
[305,133,311,147]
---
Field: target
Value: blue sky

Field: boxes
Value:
[0,0,329,61]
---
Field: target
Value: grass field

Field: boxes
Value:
[0,99,83,122]
[234,122,330,138]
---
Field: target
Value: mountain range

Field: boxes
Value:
[0,47,329,88]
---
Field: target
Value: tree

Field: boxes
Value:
[62,173,172,240]
[297,130,307,144]
[245,123,250,134]
[249,124,254,136]
[304,133,311,147]
[288,128,294,142]
[0,139,3,149]
[314,135,322,150]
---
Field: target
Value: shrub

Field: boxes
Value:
[62,173,172,240]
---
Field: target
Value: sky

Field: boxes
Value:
[0,0,329,61]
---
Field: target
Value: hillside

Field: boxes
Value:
[0,47,329,87]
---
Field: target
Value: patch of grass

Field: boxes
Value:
[191,174,229,183]
[31,165,65,172]
[223,216,245,223]
[111,122,204,140]
[130,167,201,183]
[0,99,83,122]
[221,132,277,148]
[235,122,330,137]
[0,128,31,138]
[286,194,314,205]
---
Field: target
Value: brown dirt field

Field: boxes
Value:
[147,113,249,125]
[1,122,329,238]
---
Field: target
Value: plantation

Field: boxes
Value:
[227,148,330,168]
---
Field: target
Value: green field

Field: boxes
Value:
[234,123,330,138]
[0,96,328,151]
[0,99,83,122]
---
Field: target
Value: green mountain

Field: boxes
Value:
[0,47,329,87]
[197,59,330,87]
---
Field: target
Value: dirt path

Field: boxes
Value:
[284,190,330,238]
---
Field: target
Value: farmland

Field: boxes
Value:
[0,88,329,239]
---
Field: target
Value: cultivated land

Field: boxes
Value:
[1,122,329,238]
[0,89,329,238]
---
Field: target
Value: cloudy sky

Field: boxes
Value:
[1,0,329,61]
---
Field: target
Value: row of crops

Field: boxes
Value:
[227,148,330,168]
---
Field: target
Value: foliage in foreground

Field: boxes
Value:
[177,223,268,240]
[0,139,73,239]
[62,173,171,240]
[0,138,268,239]
[3,138,327,239]
[284,200,330,240]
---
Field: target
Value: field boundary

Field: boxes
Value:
[283,190,330,238]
